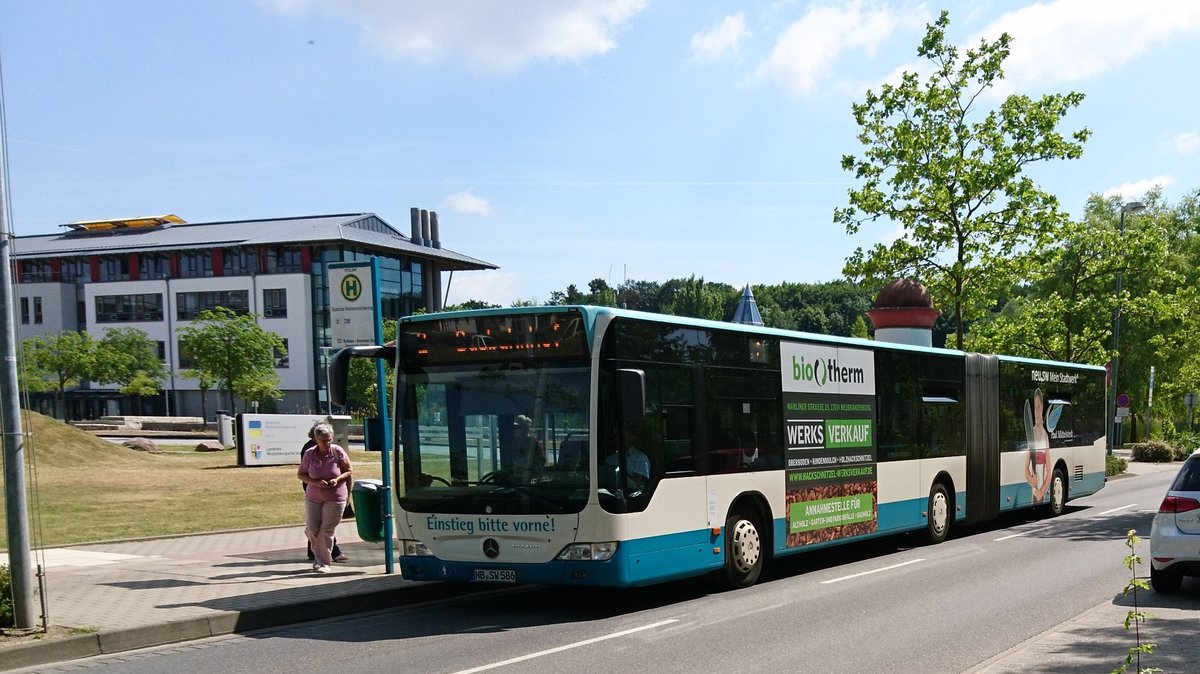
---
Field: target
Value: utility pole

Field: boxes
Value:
[0,54,38,629]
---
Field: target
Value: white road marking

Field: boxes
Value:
[820,558,925,584]
[1098,504,1138,515]
[994,527,1048,541]
[450,619,679,674]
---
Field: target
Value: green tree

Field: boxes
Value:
[21,330,98,419]
[968,194,1172,365]
[661,275,731,321]
[93,328,166,411]
[177,307,285,414]
[1117,189,1200,432]
[344,321,398,418]
[836,10,1090,349]
[442,299,500,311]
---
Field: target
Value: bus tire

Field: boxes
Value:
[925,483,951,545]
[723,507,764,588]
[1040,467,1067,517]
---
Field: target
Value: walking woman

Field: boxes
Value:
[297,422,352,573]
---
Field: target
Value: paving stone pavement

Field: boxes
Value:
[2,455,1197,673]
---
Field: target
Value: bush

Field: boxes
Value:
[1,563,13,628]
[1106,454,1128,477]
[1131,440,1175,463]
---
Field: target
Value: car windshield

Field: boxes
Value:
[395,362,591,514]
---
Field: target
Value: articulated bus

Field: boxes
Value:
[330,305,1106,589]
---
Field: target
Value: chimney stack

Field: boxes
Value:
[410,207,424,246]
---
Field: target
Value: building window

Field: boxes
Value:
[274,338,289,368]
[33,297,43,324]
[95,294,164,323]
[265,246,303,273]
[156,341,167,361]
[178,341,195,370]
[20,297,29,324]
[179,251,213,279]
[97,255,131,282]
[176,290,250,320]
[262,288,287,318]
[19,261,53,283]
[222,248,257,276]
[61,258,90,282]
[139,253,171,280]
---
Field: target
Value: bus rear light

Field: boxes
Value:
[401,539,432,556]
[557,542,618,561]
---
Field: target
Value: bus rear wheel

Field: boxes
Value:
[925,483,950,544]
[723,507,764,588]
[1040,468,1067,517]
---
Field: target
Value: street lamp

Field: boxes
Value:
[1110,200,1146,453]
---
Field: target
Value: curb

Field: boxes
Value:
[1,582,477,672]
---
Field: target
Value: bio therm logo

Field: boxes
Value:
[780,343,875,395]
[791,354,865,388]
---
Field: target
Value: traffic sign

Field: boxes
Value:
[1115,393,1131,408]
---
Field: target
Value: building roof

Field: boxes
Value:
[731,284,764,326]
[12,213,497,272]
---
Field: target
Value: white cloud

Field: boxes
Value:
[1170,131,1200,155]
[269,0,647,74]
[754,2,913,95]
[443,190,493,216]
[443,270,521,306]
[968,0,1200,95]
[1103,175,1177,201]
[690,13,750,61]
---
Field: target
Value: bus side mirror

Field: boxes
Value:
[329,345,396,406]
[617,368,646,422]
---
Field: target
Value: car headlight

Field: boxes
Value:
[556,542,618,561]
[400,539,432,556]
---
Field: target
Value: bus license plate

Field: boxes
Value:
[472,569,516,583]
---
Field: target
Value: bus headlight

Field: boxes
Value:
[401,539,432,556]
[556,542,618,561]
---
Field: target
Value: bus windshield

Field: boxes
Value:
[396,361,591,515]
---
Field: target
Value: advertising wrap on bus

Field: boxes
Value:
[328,305,1108,590]
[780,343,878,547]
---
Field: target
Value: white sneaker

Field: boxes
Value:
[314,565,331,574]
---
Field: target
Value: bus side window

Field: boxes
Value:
[661,405,693,473]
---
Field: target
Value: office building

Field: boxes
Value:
[12,209,495,419]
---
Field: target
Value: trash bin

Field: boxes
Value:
[352,478,385,542]
[216,412,235,447]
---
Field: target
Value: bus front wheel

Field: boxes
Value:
[723,507,764,588]
[925,483,950,544]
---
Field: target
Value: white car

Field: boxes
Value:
[1149,449,1200,592]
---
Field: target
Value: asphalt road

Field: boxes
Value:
[15,471,1173,674]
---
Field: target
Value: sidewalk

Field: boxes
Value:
[0,524,473,671]
[967,453,1200,674]
[2,456,1197,673]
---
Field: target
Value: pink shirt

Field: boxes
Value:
[300,445,350,503]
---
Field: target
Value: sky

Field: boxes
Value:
[1,1,1198,306]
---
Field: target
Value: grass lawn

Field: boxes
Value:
[0,412,383,549]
